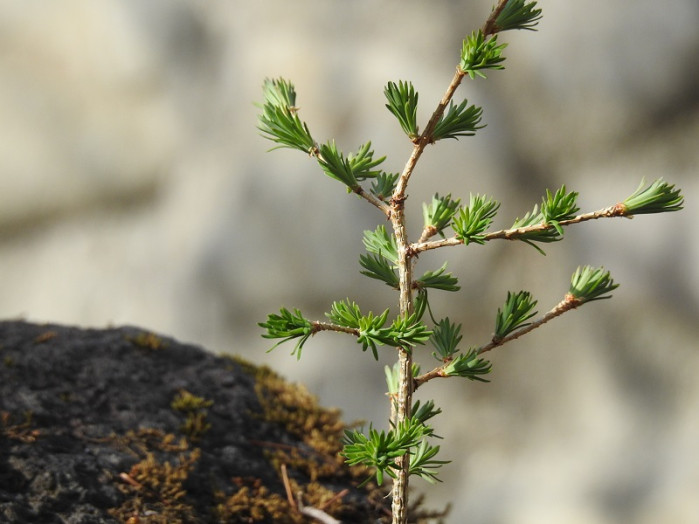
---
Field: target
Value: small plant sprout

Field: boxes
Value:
[256,1,684,522]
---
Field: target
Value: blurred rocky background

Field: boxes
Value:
[0,1,697,522]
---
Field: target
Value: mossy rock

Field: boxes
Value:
[0,321,394,523]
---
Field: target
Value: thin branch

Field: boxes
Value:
[482,0,510,36]
[394,0,514,204]
[353,185,392,216]
[311,321,359,337]
[483,204,626,241]
[417,225,439,244]
[414,294,581,388]
[393,68,466,203]
[413,364,449,389]
[411,204,627,254]
[310,147,392,217]
[477,294,579,354]
[411,236,462,254]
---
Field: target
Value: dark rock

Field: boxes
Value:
[0,321,389,523]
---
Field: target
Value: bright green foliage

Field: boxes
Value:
[259,307,313,359]
[317,141,386,189]
[257,78,315,153]
[326,299,366,330]
[346,142,386,181]
[413,289,429,322]
[430,318,463,360]
[387,314,433,350]
[443,348,492,381]
[494,291,538,340]
[355,310,394,359]
[260,76,296,109]
[495,0,543,32]
[569,266,618,303]
[431,99,484,141]
[541,186,580,235]
[511,204,561,255]
[384,81,420,139]
[411,400,441,426]
[460,30,507,79]
[342,413,444,486]
[409,439,450,484]
[429,319,491,381]
[317,141,359,188]
[423,194,461,238]
[326,300,388,359]
[363,225,399,263]
[359,253,399,288]
[623,178,684,215]
[342,425,410,486]
[370,171,400,201]
[452,194,500,244]
[416,263,460,292]
[326,300,431,359]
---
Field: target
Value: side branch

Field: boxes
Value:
[393,68,466,202]
[413,366,446,389]
[411,204,626,254]
[311,321,359,337]
[310,147,392,217]
[483,204,626,241]
[482,0,509,36]
[477,294,579,354]
[414,294,581,388]
[352,185,392,216]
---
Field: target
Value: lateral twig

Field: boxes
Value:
[394,68,465,202]
[311,321,360,337]
[477,295,579,354]
[410,204,627,255]
[310,148,392,217]
[482,0,509,36]
[414,295,580,388]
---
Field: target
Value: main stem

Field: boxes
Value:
[390,197,414,524]
[388,59,465,524]
[385,9,510,518]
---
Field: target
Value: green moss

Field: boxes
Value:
[126,332,167,351]
[233,356,361,476]
[229,355,390,517]
[108,448,201,524]
[108,357,401,523]
[109,428,189,457]
[107,428,198,522]
[214,477,300,523]
[170,390,213,443]
[230,355,448,523]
